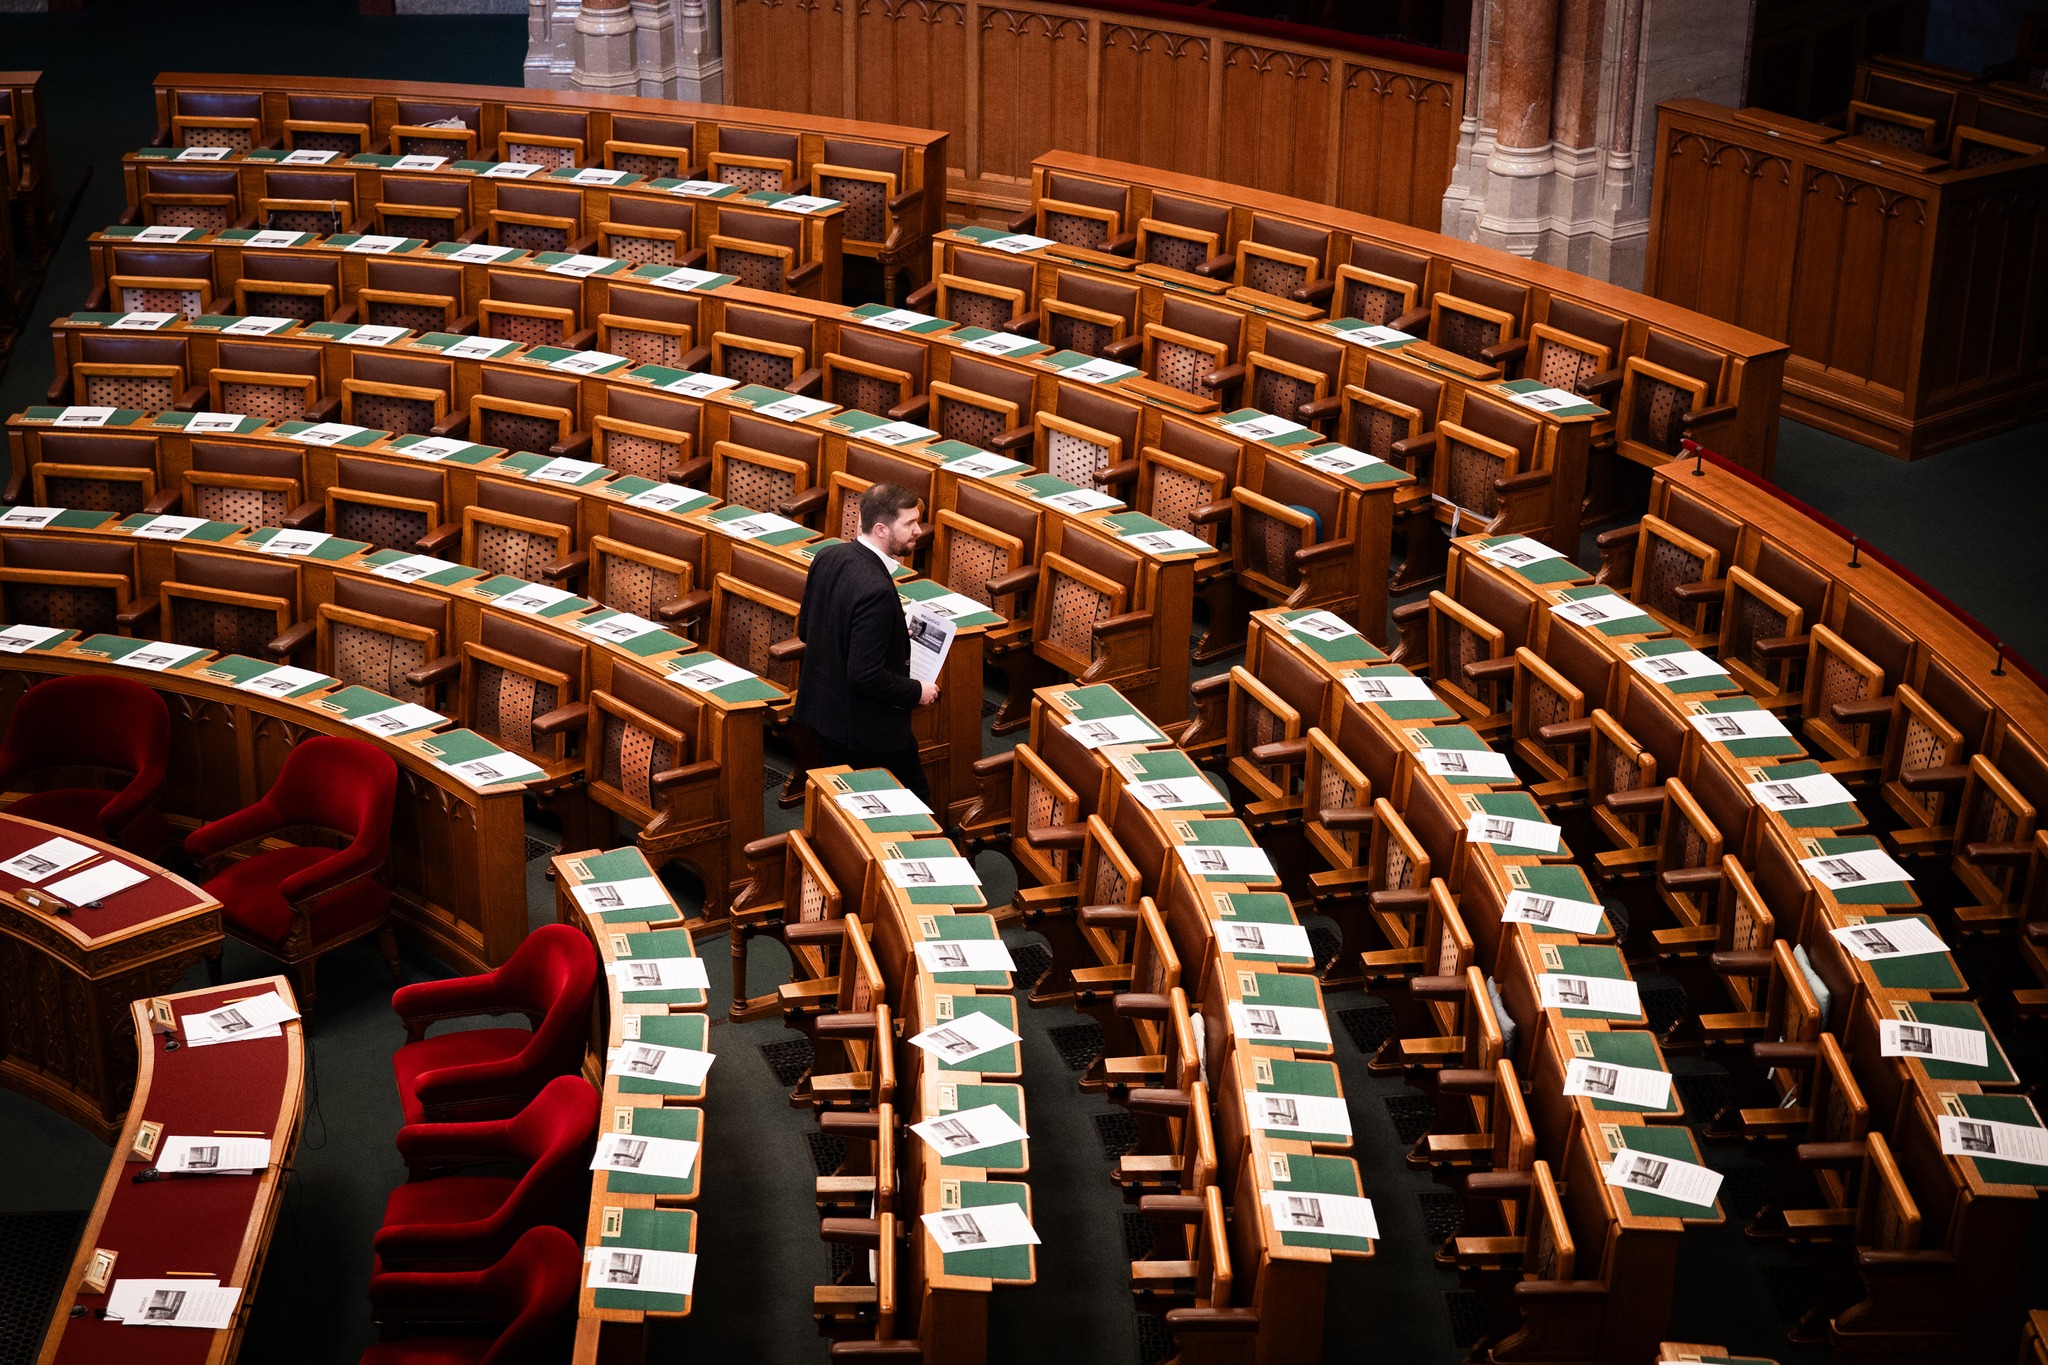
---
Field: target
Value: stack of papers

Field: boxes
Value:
[104,1279,243,1328]
[0,836,97,883]
[181,991,299,1046]
[156,1135,271,1175]
[46,859,148,906]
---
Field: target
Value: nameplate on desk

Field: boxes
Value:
[82,1248,117,1295]
[130,1120,164,1163]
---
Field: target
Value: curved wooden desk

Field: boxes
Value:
[0,813,219,1138]
[37,977,305,1364]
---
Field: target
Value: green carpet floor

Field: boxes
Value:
[0,5,2044,1361]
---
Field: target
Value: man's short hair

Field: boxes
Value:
[859,483,920,535]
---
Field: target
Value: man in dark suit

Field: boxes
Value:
[793,482,940,801]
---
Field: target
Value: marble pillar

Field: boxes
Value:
[573,0,641,96]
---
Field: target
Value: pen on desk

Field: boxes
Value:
[164,1270,215,1277]
[213,1130,264,1137]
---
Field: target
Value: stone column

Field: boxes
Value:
[526,0,583,89]
[633,0,680,98]
[672,0,725,103]
[573,0,641,95]
[1471,0,1561,258]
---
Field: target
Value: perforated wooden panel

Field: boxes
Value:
[1536,340,1600,392]
[721,346,795,388]
[601,429,681,480]
[242,289,325,323]
[1438,308,1499,361]
[1024,771,1071,877]
[1046,429,1109,484]
[939,401,1005,449]
[368,299,451,333]
[943,532,1008,608]
[398,132,470,159]
[1146,234,1207,272]
[481,409,562,455]
[1443,437,1502,518]
[1898,715,1952,819]
[1318,764,1361,860]
[600,711,676,810]
[383,212,458,245]
[1153,339,1211,394]
[1639,538,1705,622]
[180,124,251,150]
[1340,278,1403,325]
[82,373,176,410]
[1633,376,1689,453]
[121,285,207,318]
[1354,407,1407,461]
[721,596,798,684]
[475,522,561,580]
[606,232,677,267]
[714,163,785,192]
[1240,506,1302,587]
[1048,314,1111,357]
[612,150,680,179]
[1253,371,1315,421]
[349,391,436,435]
[836,373,900,416]
[1382,839,1413,891]
[498,219,571,252]
[171,598,278,655]
[947,288,1012,331]
[720,246,788,292]
[337,501,429,552]
[194,484,289,526]
[472,662,557,755]
[3,584,118,635]
[331,622,428,705]
[1856,114,1927,149]
[506,142,577,170]
[835,488,863,542]
[154,202,232,231]
[268,208,344,235]
[608,326,687,368]
[44,476,146,515]
[1091,853,1130,908]
[720,455,798,511]
[219,380,309,422]
[292,128,360,153]
[1146,465,1212,538]
[1044,570,1114,658]
[1727,594,1787,673]
[1244,255,1308,296]
[484,310,568,347]
[1045,209,1109,249]
[819,174,885,241]
[1443,619,1487,689]
[598,555,681,619]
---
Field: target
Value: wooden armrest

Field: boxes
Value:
[1595,522,1641,549]
[1250,738,1309,768]
[1093,610,1152,638]
[781,485,830,518]
[1966,840,2034,866]
[813,1011,877,1039]
[1292,278,1335,306]
[784,920,846,946]
[1513,1280,1608,1302]
[1681,402,1739,429]
[1709,949,1773,976]
[1829,696,1894,723]
[1409,974,1466,1000]
[1463,656,1516,682]
[651,759,719,791]
[1536,718,1593,746]
[1079,902,1142,930]
[1026,822,1088,851]
[1900,764,1970,792]
[1294,538,1351,565]
[1318,807,1375,831]
[818,1110,881,1137]
[1753,634,1809,658]
[1750,1041,1817,1066]
[1369,888,1430,912]
[1114,993,1171,1020]
[1190,673,1232,699]
[1163,1308,1259,1332]
[1856,1248,1955,1273]
[1465,1170,1535,1197]
[406,653,461,688]
[1579,369,1623,398]
[531,702,588,737]
[1093,459,1139,487]
[540,550,590,583]
[986,565,1039,596]
[1137,1194,1206,1224]
[1672,578,1725,602]
[1391,599,1430,624]
[1481,337,1528,366]
[971,751,1014,778]
[1659,864,1723,892]
[1495,470,1551,494]
[1127,1088,1191,1119]
[1437,1068,1496,1096]
[1797,1141,1868,1167]
[1188,498,1234,526]
[1603,786,1666,812]
[768,638,807,663]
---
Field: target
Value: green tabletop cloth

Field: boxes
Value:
[1231,968,1329,1053]
[604,1105,703,1199]
[590,1207,694,1313]
[1573,1028,1679,1118]
[1953,1093,2048,1189]
[1612,1124,1718,1219]
[938,1181,1034,1282]
[929,994,1019,1076]
[916,913,1011,988]
[1626,637,1736,696]
[1247,1057,1349,1146]
[1267,1152,1370,1253]
[194,653,335,697]
[1538,944,1644,1023]
[1474,534,1587,586]
[930,1082,1028,1173]
[824,766,942,835]
[1806,836,1919,909]
[1899,1000,2014,1085]
[614,1013,712,1101]
[611,928,708,1009]
[879,836,986,908]
[1753,760,1864,832]
[1343,664,1454,721]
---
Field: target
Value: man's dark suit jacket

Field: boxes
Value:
[792,538,920,750]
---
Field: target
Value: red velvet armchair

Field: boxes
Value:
[375,1074,599,1271]
[391,923,599,1125]
[360,1224,580,1365]
[0,676,170,854]
[187,735,399,1018]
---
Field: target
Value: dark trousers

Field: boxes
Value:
[812,732,932,806]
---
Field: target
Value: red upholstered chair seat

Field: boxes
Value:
[391,923,599,1123]
[393,1029,537,1126]
[360,1224,580,1365]
[186,734,400,1017]
[374,1075,598,1270]
[210,844,391,948]
[0,676,170,853]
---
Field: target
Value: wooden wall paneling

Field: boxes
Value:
[1216,43,1336,200]
[1332,63,1460,226]
[1095,23,1215,181]
[1786,168,1928,404]
[972,4,1093,188]
[725,0,849,117]
[853,0,970,150]
[1922,173,2048,412]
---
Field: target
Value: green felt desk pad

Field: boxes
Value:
[1752,760,1864,832]
[1230,968,1330,1052]
[614,1013,711,1100]
[1805,836,1919,908]
[1503,865,1613,938]
[1266,1151,1370,1253]
[1170,817,1282,887]
[1552,584,1661,637]
[1691,696,1805,759]
[1626,638,1737,695]
[1951,1093,2048,1188]
[1344,664,1455,721]
[663,653,784,705]
[936,1181,1034,1281]
[1273,610,1387,663]
[357,549,487,587]
[878,837,986,908]
[241,526,371,561]
[1464,791,1563,857]
[1054,684,1156,724]
[1535,944,1644,1022]
[822,768,943,836]
[192,654,335,696]
[1612,1124,1718,1219]
[609,929,707,1008]
[929,995,1020,1076]
[929,1081,1028,1172]
[590,1206,693,1313]
[1112,750,1231,810]
[1565,1028,1678,1116]
[116,512,242,540]
[1896,1000,2014,1084]
[1247,1058,1349,1145]
[602,1105,702,1198]
[1475,534,1587,585]
[1837,914,1962,992]
[915,913,1009,987]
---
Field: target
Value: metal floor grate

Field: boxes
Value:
[1443,1289,1493,1349]
[1337,1000,1396,1054]
[1010,943,1054,992]
[1383,1092,1435,1145]
[759,1038,815,1087]
[1094,1110,1140,1160]
[1418,1189,1464,1242]
[523,834,559,864]
[1121,1209,1156,1260]
[1134,1311,1174,1365]
[806,1131,847,1177]
[1049,1021,1106,1071]
[0,1212,86,1365]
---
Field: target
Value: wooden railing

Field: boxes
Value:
[719,0,1466,229]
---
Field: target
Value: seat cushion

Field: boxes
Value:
[359,1341,492,1365]
[205,845,391,950]
[382,1173,517,1232]
[394,1028,535,1125]
[10,787,115,837]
